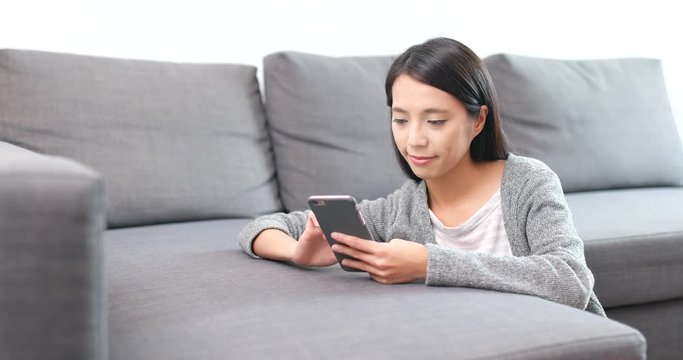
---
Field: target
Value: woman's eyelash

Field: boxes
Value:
[392,119,447,126]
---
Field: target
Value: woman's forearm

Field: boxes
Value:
[252,229,297,262]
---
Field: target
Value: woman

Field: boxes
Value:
[238,37,605,316]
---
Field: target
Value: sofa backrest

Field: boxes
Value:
[263,52,407,211]
[0,49,282,228]
[485,54,683,192]
[3,48,681,227]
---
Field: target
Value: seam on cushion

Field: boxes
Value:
[585,231,683,244]
[596,261,683,273]
[605,295,683,310]
[599,293,683,310]
[472,332,645,360]
[605,297,683,311]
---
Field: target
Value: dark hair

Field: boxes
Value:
[385,37,509,181]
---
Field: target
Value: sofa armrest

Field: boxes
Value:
[0,142,107,360]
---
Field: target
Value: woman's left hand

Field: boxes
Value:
[330,232,428,284]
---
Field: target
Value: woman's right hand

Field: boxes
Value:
[291,212,338,267]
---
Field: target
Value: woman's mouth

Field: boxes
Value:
[408,155,436,166]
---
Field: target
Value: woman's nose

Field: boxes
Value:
[407,125,428,147]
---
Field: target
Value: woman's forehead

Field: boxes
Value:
[392,76,465,113]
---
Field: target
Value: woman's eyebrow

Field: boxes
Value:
[391,107,449,115]
[423,108,449,115]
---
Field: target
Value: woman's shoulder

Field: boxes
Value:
[502,153,566,200]
[504,153,559,183]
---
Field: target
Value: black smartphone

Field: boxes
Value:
[307,195,375,272]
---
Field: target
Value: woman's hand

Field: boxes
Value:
[330,233,428,284]
[291,212,338,267]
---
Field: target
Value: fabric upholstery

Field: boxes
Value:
[106,220,645,360]
[607,299,683,360]
[0,142,106,360]
[263,51,406,211]
[567,188,683,307]
[0,48,281,228]
[484,54,683,192]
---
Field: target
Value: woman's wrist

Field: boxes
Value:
[253,229,297,262]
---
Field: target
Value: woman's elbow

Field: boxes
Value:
[558,268,594,310]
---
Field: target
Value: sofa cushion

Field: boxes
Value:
[485,54,683,192]
[0,49,281,228]
[566,187,683,307]
[607,299,683,360]
[263,52,406,211]
[106,219,645,359]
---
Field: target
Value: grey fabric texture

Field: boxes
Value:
[239,154,605,316]
[0,48,281,228]
[263,51,406,211]
[107,219,645,360]
[0,142,106,360]
[607,299,683,360]
[566,188,683,307]
[484,54,683,192]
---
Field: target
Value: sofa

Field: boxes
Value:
[1,46,681,359]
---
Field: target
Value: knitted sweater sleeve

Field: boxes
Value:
[237,209,310,259]
[425,168,596,312]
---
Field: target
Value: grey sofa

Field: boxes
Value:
[1,47,681,359]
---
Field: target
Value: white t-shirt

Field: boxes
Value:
[428,190,512,256]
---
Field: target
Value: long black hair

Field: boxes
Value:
[385,37,509,181]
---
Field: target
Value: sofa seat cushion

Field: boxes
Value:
[566,187,683,307]
[0,49,281,228]
[106,220,644,359]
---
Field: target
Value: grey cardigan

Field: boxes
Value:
[238,154,606,316]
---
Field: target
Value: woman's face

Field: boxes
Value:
[391,74,484,180]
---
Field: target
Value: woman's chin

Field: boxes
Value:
[409,168,433,180]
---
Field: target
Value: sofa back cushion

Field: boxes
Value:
[484,54,683,192]
[263,52,407,211]
[0,49,281,228]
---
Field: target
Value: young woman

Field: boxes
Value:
[238,37,605,316]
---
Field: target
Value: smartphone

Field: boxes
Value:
[307,195,375,272]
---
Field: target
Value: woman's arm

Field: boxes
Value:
[426,244,593,310]
[425,168,595,311]
[238,209,357,267]
[239,180,410,265]
[238,210,309,259]
[252,229,297,261]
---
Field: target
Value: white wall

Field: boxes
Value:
[2,0,681,135]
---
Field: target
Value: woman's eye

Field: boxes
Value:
[428,120,446,126]
[392,119,408,124]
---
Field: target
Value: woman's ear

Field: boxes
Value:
[472,105,488,137]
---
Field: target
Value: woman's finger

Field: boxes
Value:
[332,244,373,264]
[341,258,378,274]
[331,232,378,254]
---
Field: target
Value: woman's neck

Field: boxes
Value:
[425,154,499,209]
